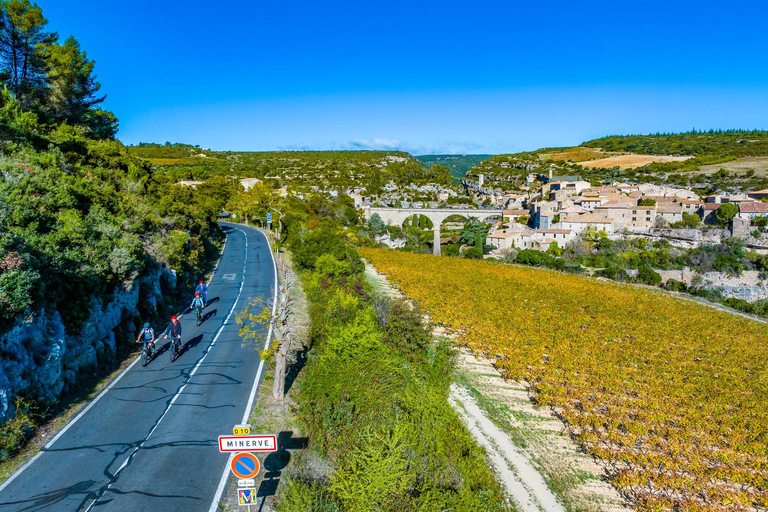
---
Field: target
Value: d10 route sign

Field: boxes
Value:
[218,434,277,452]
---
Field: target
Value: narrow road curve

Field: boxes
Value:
[0,222,276,511]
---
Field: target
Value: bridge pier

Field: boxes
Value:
[433,228,441,256]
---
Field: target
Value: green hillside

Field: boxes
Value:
[128,145,452,194]
[470,130,768,194]
[415,154,492,179]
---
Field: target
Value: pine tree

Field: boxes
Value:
[0,0,56,107]
[44,36,105,127]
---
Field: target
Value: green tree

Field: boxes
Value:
[639,198,657,206]
[44,36,112,133]
[0,0,56,107]
[368,213,385,235]
[716,203,739,225]
[680,212,702,228]
[459,217,486,246]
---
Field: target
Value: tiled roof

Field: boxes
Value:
[739,202,768,213]
[562,213,612,224]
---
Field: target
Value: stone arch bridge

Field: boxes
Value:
[364,207,503,255]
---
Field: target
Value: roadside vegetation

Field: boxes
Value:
[362,248,768,511]
[242,195,513,511]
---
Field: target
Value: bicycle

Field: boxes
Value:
[141,340,154,367]
[194,306,203,326]
[168,334,182,361]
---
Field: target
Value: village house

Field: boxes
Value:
[536,228,576,245]
[578,196,604,210]
[595,200,656,230]
[655,203,684,225]
[486,227,535,250]
[502,209,530,223]
[240,177,263,191]
[747,189,768,201]
[699,203,722,224]
[560,213,614,234]
[737,202,768,220]
[178,180,205,187]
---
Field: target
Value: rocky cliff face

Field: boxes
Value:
[657,269,768,301]
[0,265,176,423]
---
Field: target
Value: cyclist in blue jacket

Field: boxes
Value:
[136,322,155,352]
[195,280,208,306]
[189,293,205,318]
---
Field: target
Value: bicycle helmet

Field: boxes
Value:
[199,280,204,284]
[171,315,177,320]
[195,292,200,296]
[143,322,150,329]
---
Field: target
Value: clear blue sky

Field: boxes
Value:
[41,0,768,154]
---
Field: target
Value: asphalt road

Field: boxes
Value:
[0,222,276,511]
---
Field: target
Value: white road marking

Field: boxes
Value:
[208,226,278,512]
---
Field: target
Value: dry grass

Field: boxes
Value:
[698,156,768,177]
[541,146,613,162]
[579,154,692,169]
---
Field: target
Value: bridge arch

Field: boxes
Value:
[365,207,506,255]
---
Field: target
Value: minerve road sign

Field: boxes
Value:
[218,434,278,452]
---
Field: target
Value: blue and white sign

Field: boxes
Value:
[267,212,272,223]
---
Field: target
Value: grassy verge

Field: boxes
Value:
[268,233,512,511]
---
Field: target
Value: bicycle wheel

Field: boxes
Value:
[141,346,148,367]
[170,339,178,361]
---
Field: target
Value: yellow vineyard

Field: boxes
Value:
[361,248,768,512]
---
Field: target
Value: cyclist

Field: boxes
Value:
[189,292,205,320]
[136,322,155,353]
[195,280,208,306]
[163,315,182,350]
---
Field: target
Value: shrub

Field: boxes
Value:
[637,265,662,286]
[382,299,431,358]
[665,279,689,293]
[516,249,553,267]
[0,398,36,462]
[0,269,39,321]
[594,265,630,282]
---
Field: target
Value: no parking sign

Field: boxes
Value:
[231,452,260,479]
